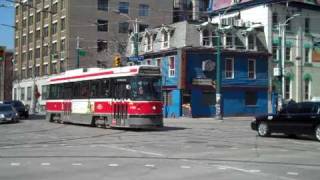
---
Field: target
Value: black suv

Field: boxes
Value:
[251,102,320,141]
[3,100,29,119]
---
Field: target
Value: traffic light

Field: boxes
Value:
[0,47,4,61]
[113,56,121,67]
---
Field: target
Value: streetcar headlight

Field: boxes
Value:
[0,114,4,118]
[152,106,156,110]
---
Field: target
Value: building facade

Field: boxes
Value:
[0,49,14,101]
[13,0,173,113]
[173,0,211,22]
[127,21,269,117]
[209,0,320,105]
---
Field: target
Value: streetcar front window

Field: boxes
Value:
[131,76,161,101]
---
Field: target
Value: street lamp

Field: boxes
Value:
[278,13,300,107]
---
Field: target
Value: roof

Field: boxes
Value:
[210,0,320,15]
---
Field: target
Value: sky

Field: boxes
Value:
[0,0,15,50]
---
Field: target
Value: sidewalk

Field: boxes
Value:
[164,116,254,121]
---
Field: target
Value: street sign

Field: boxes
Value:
[128,56,144,62]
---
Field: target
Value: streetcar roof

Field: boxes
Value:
[47,65,161,84]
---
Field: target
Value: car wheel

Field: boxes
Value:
[315,125,320,142]
[258,122,270,137]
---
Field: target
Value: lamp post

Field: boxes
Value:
[278,14,300,107]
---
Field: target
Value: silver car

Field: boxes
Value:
[0,104,19,123]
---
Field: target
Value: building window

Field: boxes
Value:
[248,59,256,79]
[28,50,33,60]
[305,48,310,63]
[97,40,108,52]
[20,87,25,101]
[272,12,278,29]
[139,24,148,32]
[52,42,57,54]
[286,47,291,61]
[28,32,33,43]
[162,31,169,49]
[60,60,65,72]
[156,58,161,67]
[60,0,65,10]
[22,69,26,79]
[202,29,210,46]
[98,0,108,11]
[285,78,291,100]
[43,45,48,57]
[305,80,311,100]
[119,2,129,14]
[22,19,26,28]
[97,19,108,32]
[305,18,310,33]
[225,32,233,48]
[139,4,149,16]
[28,67,32,78]
[22,36,27,45]
[145,59,152,65]
[52,23,58,34]
[43,26,48,37]
[36,11,41,22]
[119,22,129,33]
[27,87,32,101]
[272,44,278,60]
[28,15,33,26]
[145,35,152,52]
[225,58,234,79]
[14,88,17,100]
[35,48,40,59]
[52,3,58,14]
[168,56,175,77]
[43,64,48,75]
[245,91,257,106]
[60,39,65,51]
[35,66,40,76]
[61,18,65,31]
[35,29,40,40]
[248,34,255,50]
[43,8,49,19]
[51,63,57,74]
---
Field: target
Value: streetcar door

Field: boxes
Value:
[62,83,73,122]
[112,78,129,127]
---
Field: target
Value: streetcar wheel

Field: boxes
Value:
[258,122,270,137]
[315,125,320,142]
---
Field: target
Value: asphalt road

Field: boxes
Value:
[0,116,320,180]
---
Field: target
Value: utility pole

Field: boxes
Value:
[76,36,80,68]
[281,23,286,103]
[215,28,222,120]
[133,18,139,62]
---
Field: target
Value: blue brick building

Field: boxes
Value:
[126,21,270,117]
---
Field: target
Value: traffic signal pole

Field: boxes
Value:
[215,29,222,120]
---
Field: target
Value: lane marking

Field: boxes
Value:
[108,146,164,157]
[72,163,83,166]
[216,165,261,173]
[108,164,119,167]
[41,163,51,166]
[144,164,155,168]
[10,163,20,166]
[42,145,49,148]
[287,172,299,176]
[230,147,239,150]
[180,166,191,169]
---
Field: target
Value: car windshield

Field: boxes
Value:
[0,106,12,111]
[130,76,162,101]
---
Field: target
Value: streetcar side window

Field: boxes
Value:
[49,84,64,99]
[90,80,100,98]
[64,83,73,99]
[100,79,111,98]
[79,81,89,98]
[73,82,80,99]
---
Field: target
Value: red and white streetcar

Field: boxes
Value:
[45,65,163,129]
